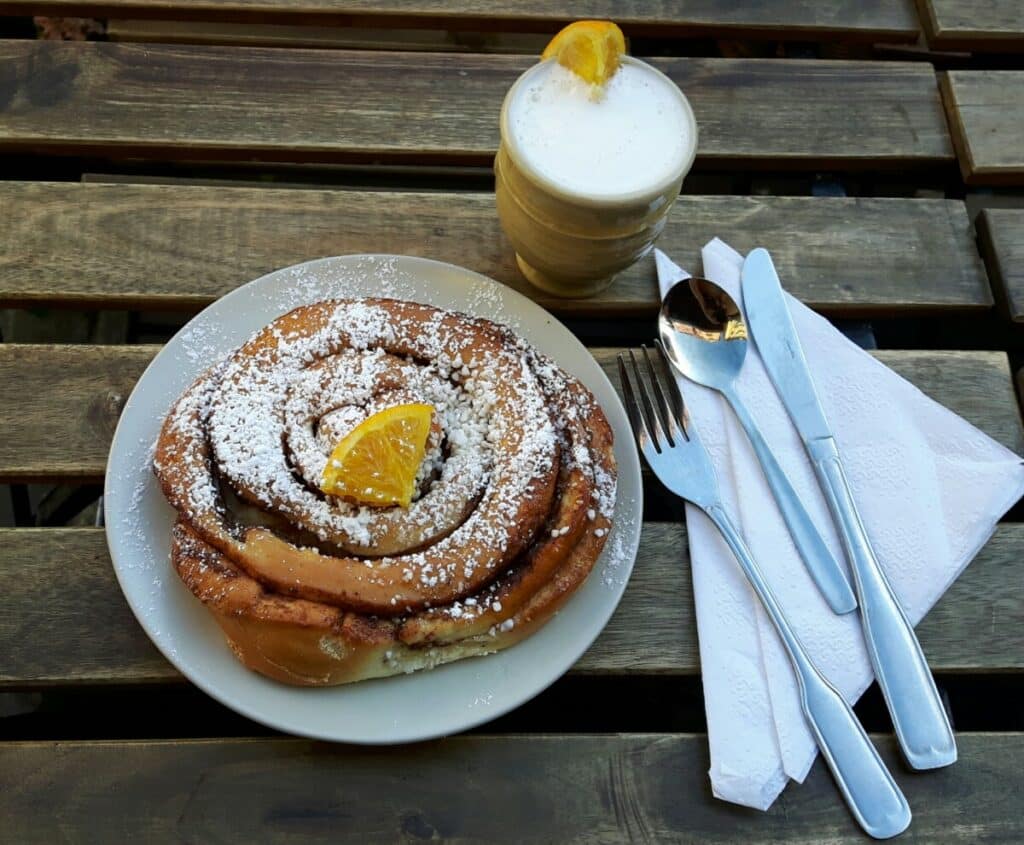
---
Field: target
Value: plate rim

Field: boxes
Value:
[104,253,643,744]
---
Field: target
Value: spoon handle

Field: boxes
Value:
[724,388,858,615]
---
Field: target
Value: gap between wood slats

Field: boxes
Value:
[4,674,1024,740]
[106,19,549,52]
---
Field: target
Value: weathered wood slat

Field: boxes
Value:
[940,71,1024,185]
[0,523,1020,687]
[0,734,1020,842]
[977,208,1024,322]
[0,42,951,167]
[0,182,988,314]
[922,0,1024,51]
[4,346,1020,483]
[0,345,157,483]
[1,1,921,41]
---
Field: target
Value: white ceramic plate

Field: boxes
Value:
[105,255,643,743]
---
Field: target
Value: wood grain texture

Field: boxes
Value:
[0,523,1020,687]
[1,733,1021,842]
[940,71,1024,185]
[977,208,1024,322]
[0,529,169,684]
[0,346,1020,482]
[0,42,951,167]
[0,345,157,482]
[0,182,989,315]
[0,1,920,40]
[922,0,1024,51]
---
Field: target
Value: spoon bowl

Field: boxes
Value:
[658,277,749,390]
[656,276,857,616]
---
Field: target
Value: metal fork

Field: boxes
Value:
[619,344,911,840]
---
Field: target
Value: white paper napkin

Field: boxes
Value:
[657,238,1024,810]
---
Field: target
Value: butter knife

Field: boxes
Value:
[741,247,956,771]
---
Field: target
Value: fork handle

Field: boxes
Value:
[705,503,910,840]
[807,436,956,770]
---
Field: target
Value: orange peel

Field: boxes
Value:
[541,20,626,86]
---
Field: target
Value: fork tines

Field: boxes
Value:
[617,342,689,453]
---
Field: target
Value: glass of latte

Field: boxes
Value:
[496,23,698,298]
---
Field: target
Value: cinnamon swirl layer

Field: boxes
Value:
[154,298,616,685]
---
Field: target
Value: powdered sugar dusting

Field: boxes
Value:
[115,434,160,563]
[201,300,558,578]
[258,256,433,314]
[149,294,628,626]
[599,505,633,589]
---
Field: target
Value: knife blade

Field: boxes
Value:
[742,247,956,771]
[738,249,833,443]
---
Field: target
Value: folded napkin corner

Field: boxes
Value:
[711,763,788,812]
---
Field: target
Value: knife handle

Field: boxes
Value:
[807,436,957,770]
[723,387,857,615]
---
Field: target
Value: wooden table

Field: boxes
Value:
[1,6,1023,842]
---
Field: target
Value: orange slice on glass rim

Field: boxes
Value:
[322,403,434,508]
[541,20,626,86]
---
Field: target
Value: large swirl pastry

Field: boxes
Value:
[154,298,617,685]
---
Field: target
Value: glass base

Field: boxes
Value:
[515,254,616,299]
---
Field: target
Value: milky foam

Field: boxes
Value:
[506,57,694,201]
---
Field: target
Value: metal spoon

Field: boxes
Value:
[659,277,857,615]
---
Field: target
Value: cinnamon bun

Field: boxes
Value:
[154,298,616,685]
